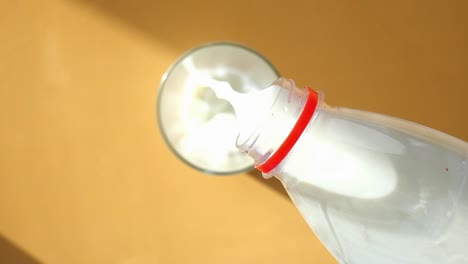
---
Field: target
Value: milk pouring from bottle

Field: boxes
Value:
[211,77,468,264]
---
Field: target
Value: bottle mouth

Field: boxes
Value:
[256,88,318,174]
[236,77,296,167]
[235,77,289,152]
[236,77,320,175]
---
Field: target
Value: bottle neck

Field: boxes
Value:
[236,78,319,177]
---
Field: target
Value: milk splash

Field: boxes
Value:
[204,78,280,144]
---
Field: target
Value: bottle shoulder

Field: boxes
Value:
[320,105,467,156]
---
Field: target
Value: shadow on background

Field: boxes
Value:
[72,0,282,54]
[0,234,42,264]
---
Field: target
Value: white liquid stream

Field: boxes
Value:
[206,79,280,143]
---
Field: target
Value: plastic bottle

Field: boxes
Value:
[212,77,468,264]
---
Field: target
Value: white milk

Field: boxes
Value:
[209,79,281,143]
[211,80,397,199]
[282,106,468,264]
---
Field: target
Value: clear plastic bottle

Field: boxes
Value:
[215,77,468,264]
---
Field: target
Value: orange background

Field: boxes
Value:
[1,0,467,263]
